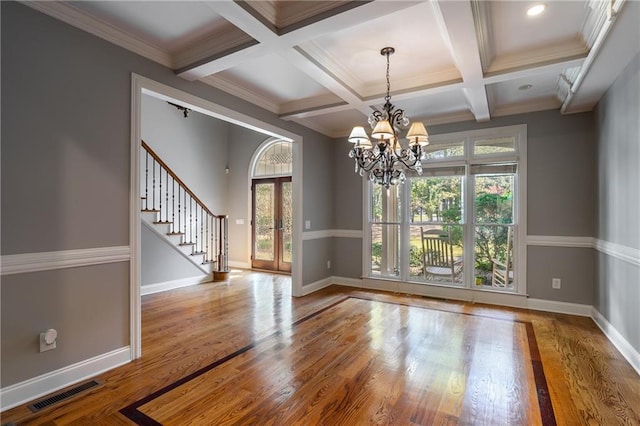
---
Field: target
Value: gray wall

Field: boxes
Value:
[1,2,332,388]
[331,110,598,301]
[226,126,269,265]
[593,52,640,352]
[141,225,205,286]
[1,263,130,386]
[141,94,229,213]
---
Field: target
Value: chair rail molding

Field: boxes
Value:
[1,246,131,276]
[594,238,640,267]
[526,235,595,248]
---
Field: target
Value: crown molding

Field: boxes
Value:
[300,40,363,96]
[486,38,589,77]
[171,25,255,71]
[201,75,280,114]
[492,98,562,119]
[22,1,172,68]
[360,67,462,100]
[471,0,494,72]
[280,94,347,117]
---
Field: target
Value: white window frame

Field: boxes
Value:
[362,124,527,297]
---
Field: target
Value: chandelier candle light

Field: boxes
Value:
[348,47,430,188]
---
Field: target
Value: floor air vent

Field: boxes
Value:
[28,380,101,412]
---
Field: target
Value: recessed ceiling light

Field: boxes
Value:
[518,84,533,91]
[527,4,546,16]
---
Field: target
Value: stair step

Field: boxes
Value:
[141,209,160,213]
[167,232,184,236]
[191,251,206,256]
[154,221,173,225]
[202,260,216,265]
[179,242,196,246]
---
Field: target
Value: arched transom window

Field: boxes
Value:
[253,141,293,177]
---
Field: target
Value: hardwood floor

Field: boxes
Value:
[2,270,639,425]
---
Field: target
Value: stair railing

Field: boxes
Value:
[141,140,228,272]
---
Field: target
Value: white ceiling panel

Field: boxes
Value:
[381,89,471,120]
[70,1,229,52]
[491,1,587,56]
[303,2,456,94]
[217,53,335,104]
[490,72,561,108]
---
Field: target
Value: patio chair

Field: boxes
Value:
[421,227,463,282]
[492,226,514,288]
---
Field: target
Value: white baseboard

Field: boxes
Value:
[228,261,250,270]
[332,276,363,288]
[527,298,592,316]
[299,276,333,296]
[0,346,131,412]
[141,275,211,296]
[591,308,640,376]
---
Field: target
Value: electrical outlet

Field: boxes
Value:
[327,260,331,269]
[552,278,561,289]
[305,220,311,230]
[40,329,57,352]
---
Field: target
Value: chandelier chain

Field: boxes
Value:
[385,51,391,103]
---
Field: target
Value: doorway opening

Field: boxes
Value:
[250,140,293,273]
[131,74,303,359]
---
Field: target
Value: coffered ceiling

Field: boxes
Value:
[28,0,640,137]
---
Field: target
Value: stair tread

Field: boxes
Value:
[179,242,196,246]
[141,209,160,213]
[167,232,184,236]
[153,221,173,225]
[191,251,206,255]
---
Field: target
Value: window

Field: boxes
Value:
[364,125,526,295]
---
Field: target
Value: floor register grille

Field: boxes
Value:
[27,380,101,412]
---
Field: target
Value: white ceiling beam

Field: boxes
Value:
[431,0,490,121]
[179,1,422,83]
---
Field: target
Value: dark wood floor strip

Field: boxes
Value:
[119,296,349,424]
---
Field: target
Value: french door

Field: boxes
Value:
[251,177,292,272]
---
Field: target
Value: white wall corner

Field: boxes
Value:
[0,347,131,412]
[591,307,640,376]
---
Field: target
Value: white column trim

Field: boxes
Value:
[0,347,131,412]
[1,246,130,276]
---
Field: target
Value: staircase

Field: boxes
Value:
[140,140,228,280]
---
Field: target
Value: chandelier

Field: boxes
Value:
[348,47,429,188]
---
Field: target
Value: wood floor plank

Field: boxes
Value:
[2,271,639,425]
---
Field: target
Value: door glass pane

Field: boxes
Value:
[281,181,292,263]
[254,183,275,261]
[474,174,515,287]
